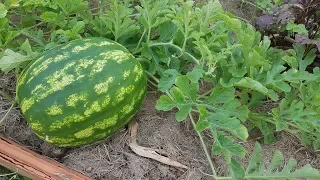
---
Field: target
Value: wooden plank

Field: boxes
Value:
[0,136,92,180]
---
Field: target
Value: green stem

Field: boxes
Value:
[262,118,302,137]
[90,7,101,12]
[182,11,188,52]
[241,0,264,11]
[250,112,302,132]
[188,113,217,177]
[0,103,15,125]
[141,0,151,44]
[0,90,15,104]
[147,79,158,88]
[249,1,257,23]
[147,27,151,45]
[56,1,69,15]
[67,15,70,26]
[114,2,120,42]
[191,109,199,113]
[197,89,213,99]
[215,177,233,180]
[0,172,17,177]
[234,15,250,24]
[248,113,305,141]
[127,13,140,17]
[149,42,200,65]
[99,0,106,16]
[144,70,159,83]
[136,58,151,66]
[135,29,147,52]
[9,20,17,28]
[26,21,44,30]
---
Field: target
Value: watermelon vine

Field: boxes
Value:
[0,0,320,179]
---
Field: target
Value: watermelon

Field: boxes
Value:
[16,37,147,147]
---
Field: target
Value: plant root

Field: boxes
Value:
[128,120,188,169]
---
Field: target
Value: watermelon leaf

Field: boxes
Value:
[212,131,246,161]
[157,68,249,167]
[101,0,139,42]
[158,69,180,92]
[230,158,245,180]
[245,143,320,179]
[0,3,7,18]
[0,49,34,73]
[158,21,177,43]
[40,11,67,27]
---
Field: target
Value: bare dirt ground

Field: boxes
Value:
[220,0,259,23]
[0,0,320,179]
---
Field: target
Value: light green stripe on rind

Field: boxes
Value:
[49,94,111,131]
[46,83,145,146]
[50,114,85,131]
[122,70,131,80]
[20,98,35,114]
[66,93,88,107]
[100,50,133,63]
[84,101,102,117]
[46,104,63,116]
[74,126,94,139]
[26,52,70,84]
[94,114,118,129]
[114,85,135,104]
[29,121,44,132]
[45,136,77,145]
[75,59,94,80]
[71,44,91,53]
[29,61,77,100]
[94,77,114,94]
[134,65,144,82]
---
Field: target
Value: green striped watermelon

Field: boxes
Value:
[16,37,147,147]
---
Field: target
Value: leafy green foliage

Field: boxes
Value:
[255,0,320,62]
[253,0,284,13]
[54,0,88,15]
[0,3,7,18]
[286,20,308,36]
[248,44,320,149]
[40,11,67,28]
[90,0,139,42]
[0,0,92,72]
[0,39,38,72]
[270,77,320,150]
[244,143,320,179]
[0,165,30,180]
[156,68,249,174]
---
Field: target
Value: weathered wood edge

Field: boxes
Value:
[0,136,92,180]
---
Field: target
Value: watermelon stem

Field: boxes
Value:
[0,90,16,104]
[188,112,217,177]
[0,103,15,125]
[144,70,159,83]
[197,89,213,100]
[149,42,200,65]
[147,79,158,88]
[136,58,151,66]
[135,29,147,53]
